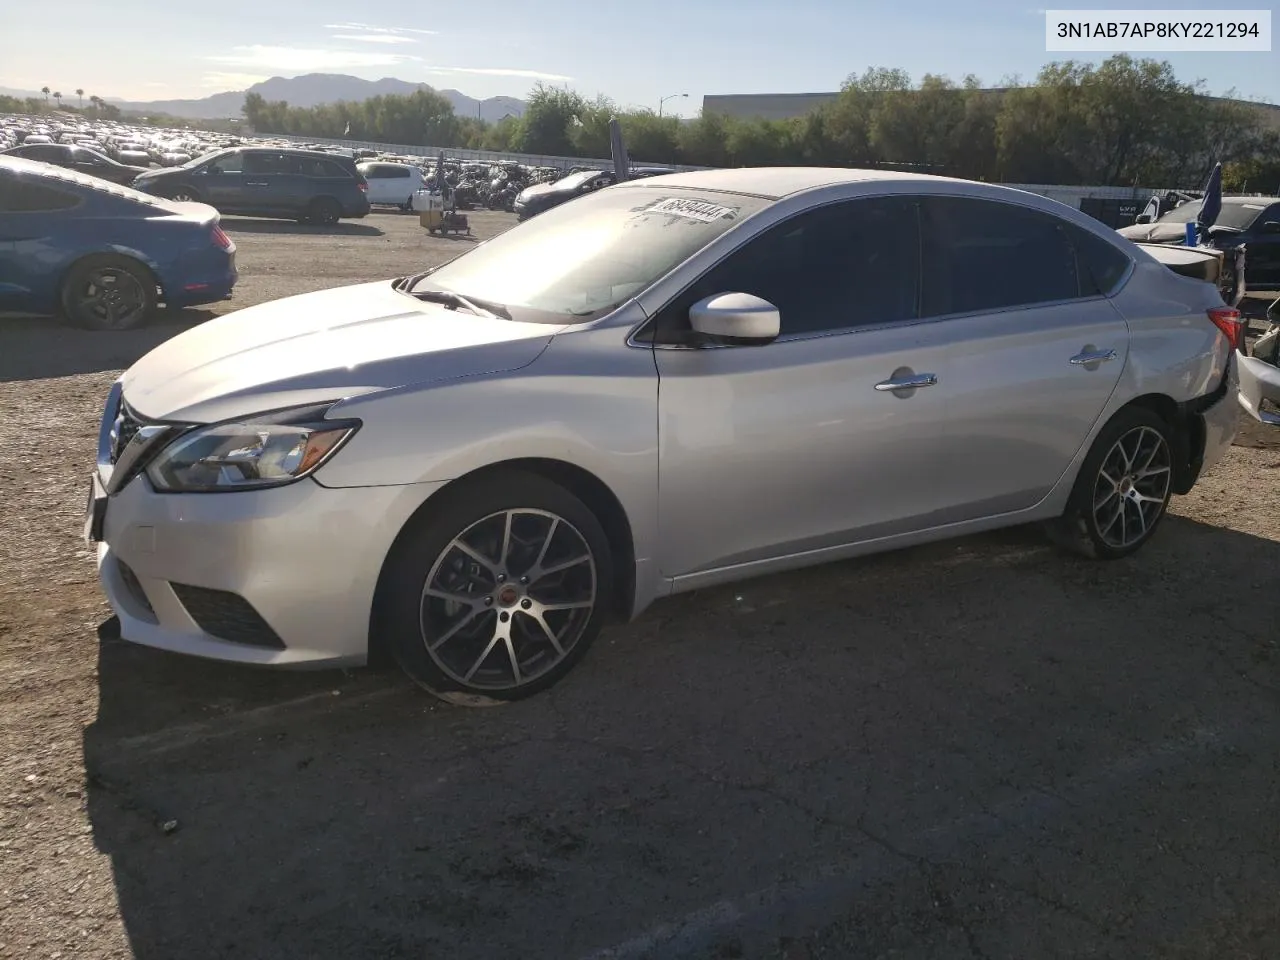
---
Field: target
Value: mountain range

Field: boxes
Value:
[0,74,528,123]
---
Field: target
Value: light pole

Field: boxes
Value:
[658,93,688,117]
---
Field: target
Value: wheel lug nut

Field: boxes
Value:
[496,574,505,583]
[521,598,532,609]
[500,612,510,622]
[519,576,529,585]
[484,597,494,607]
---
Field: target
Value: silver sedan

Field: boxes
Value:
[87,167,1246,704]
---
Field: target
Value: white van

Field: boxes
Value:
[357,161,427,211]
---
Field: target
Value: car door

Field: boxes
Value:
[916,195,1130,522]
[241,150,293,215]
[1242,203,1280,289]
[651,195,952,579]
[199,150,248,211]
[0,172,81,311]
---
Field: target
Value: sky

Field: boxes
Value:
[0,0,1275,113]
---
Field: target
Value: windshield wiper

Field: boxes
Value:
[410,288,510,320]
[394,270,435,291]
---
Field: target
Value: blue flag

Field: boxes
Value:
[1197,162,1222,231]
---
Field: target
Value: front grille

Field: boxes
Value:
[170,583,286,649]
[116,560,157,621]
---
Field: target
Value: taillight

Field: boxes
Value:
[1208,305,1244,352]
[357,180,368,192]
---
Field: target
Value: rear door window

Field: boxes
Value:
[919,196,1082,316]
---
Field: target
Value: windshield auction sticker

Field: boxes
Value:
[644,197,737,223]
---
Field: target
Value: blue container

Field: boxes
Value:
[1186,222,1198,246]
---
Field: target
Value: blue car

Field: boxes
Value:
[0,156,237,330]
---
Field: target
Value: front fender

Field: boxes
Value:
[312,319,660,584]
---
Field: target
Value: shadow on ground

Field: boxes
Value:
[0,309,218,381]
[84,517,1280,959]
[219,217,384,237]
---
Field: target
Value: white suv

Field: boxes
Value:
[357,161,427,211]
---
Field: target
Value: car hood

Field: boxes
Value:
[516,182,565,203]
[121,280,563,423]
[1117,221,1191,243]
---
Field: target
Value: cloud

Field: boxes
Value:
[202,71,271,89]
[424,66,574,81]
[331,33,418,44]
[207,45,422,71]
[323,22,437,35]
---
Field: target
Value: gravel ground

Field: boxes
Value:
[2,210,1279,960]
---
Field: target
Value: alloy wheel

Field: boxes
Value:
[1091,425,1171,549]
[420,509,597,691]
[75,268,147,330]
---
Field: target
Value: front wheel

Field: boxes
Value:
[383,472,614,706]
[165,186,200,203]
[1045,406,1175,560]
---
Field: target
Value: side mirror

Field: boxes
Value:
[206,165,221,175]
[688,292,780,346]
[1135,213,1152,224]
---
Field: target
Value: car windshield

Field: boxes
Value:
[1156,200,1269,231]
[411,186,771,320]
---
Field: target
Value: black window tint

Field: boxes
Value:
[26,144,65,162]
[207,152,244,174]
[0,176,80,212]
[655,197,920,339]
[385,165,410,179]
[244,152,289,175]
[920,196,1080,316]
[1068,224,1131,295]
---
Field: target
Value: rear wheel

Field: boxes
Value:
[60,255,157,331]
[383,472,614,706]
[306,197,341,225]
[1045,406,1175,560]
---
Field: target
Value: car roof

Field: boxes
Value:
[0,155,180,209]
[615,166,979,200]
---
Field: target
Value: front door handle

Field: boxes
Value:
[1070,348,1117,365]
[874,373,938,392]
[245,180,269,186]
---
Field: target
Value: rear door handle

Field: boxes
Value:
[245,180,269,186]
[874,373,938,392]
[1070,349,1117,365]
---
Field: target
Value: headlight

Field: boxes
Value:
[145,404,359,492]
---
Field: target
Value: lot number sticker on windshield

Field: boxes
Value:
[645,197,737,223]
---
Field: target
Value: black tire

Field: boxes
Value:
[60,255,157,331]
[306,197,341,225]
[403,195,415,212]
[382,471,615,706]
[1045,405,1175,560]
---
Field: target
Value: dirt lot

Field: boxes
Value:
[2,209,1280,960]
